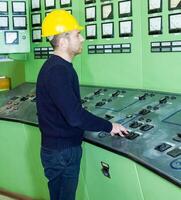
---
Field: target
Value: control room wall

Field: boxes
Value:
[0,61,25,89]
[141,1,181,93]
[24,0,181,93]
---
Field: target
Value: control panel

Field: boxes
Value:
[0,83,181,187]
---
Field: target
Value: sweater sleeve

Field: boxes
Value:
[45,65,112,133]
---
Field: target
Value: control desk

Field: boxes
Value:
[0,83,180,187]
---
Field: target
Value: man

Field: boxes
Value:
[36,10,128,200]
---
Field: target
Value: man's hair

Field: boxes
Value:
[48,32,70,49]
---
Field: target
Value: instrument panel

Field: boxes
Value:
[0,83,180,187]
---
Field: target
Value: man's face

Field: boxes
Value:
[67,30,85,56]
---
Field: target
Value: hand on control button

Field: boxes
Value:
[110,123,128,137]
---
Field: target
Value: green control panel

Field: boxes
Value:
[0,0,30,53]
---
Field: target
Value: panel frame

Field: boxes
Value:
[60,0,72,8]
[101,3,114,20]
[0,1,8,15]
[0,16,9,30]
[4,31,19,45]
[31,0,41,12]
[85,6,96,22]
[101,22,114,38]
[31,13,42,27]
[148,16,162,35]
[12,16,27,30]
[148,0,162,14]
[12,1,26,15]
[118,0,132,18]
[85,24,97,39]
[44,0,56,10]
[169,13,181,33]
[32,29,42,42]
[119,19,133,37]
[168,0,181,11]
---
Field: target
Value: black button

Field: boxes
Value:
[129,121,142,128]
[95,102,105,107]
[140,124,154,131]
[147,105,152,109]
[139,109,150,115]
[20,97,28,101]
[126,114,133,118]
[138,117,144,121]
[167,148,181,158]
[105,114,114,120]
[159,96,169,104]
[155,143,172,152]
[153,106,159,110]
[125,131,139,140]
[171,96,176,100]
[146,119,152,122]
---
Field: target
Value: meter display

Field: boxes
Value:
[85,6,96,22]
[45,0,55,9]
[148,16,162,34]
[5,31,18,44]
[101,22,114,38]
[13,16,27,30]
[148,0,162,13]
[169,0,181,10]
[0,16,9,30]
[60,0,72,7]
[32,13,41,27]
[0,1,8,14]
[32,29,42,42]
[86,24,97,39]
[101,3,113,20]
[119,20,132,37]
[118,0,132,17]
[85,0,96,4]
[66,9,72,14]
[31,0,41,11]
[12,1,26,15]
[169,14,181,33]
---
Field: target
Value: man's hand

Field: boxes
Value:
[110,123,128,137]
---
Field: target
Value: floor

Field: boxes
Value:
[0,195,15,200]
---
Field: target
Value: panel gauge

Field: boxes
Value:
[0,1,8,15]
[13,16,27,30]
[85,0,96,4]
[119,20,132,37]
[12,1,26,15]
[60,0,72,8]
[31,0,41,11]
[0,16,9,30]
[169,0,181,10]
[101,3,113,20]
[45,0,56,9]
[101,22,114,38]
[169,14,181,33]
[86,24,97,39]
[5,31,19,45]
[101,0,112,2]
[148,16,162,35]
[85,6,96,22]
[148,0,162,13]
[32,13,41,27]
[118,0,132,18]
[32,29,42,42]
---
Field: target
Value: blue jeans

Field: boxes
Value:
[40,145,82,200]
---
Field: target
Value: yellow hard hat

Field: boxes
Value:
[42,10,84,37]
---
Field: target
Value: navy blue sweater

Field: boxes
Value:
[36,55,112,150]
